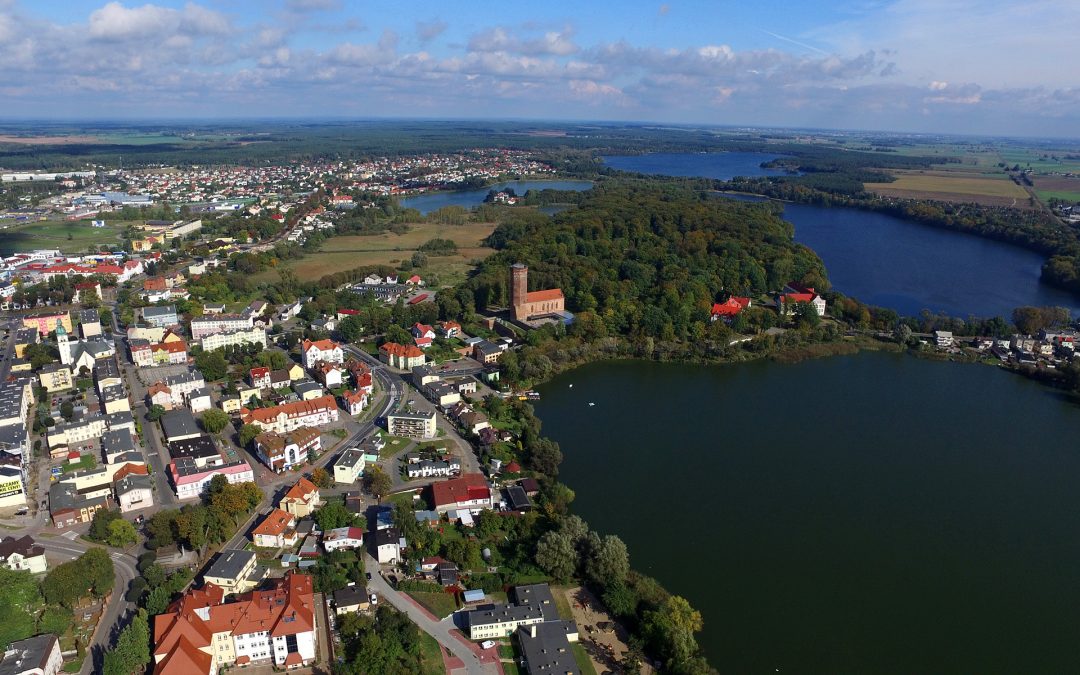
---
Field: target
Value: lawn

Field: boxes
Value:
[865,170,1030,207]
[0,219,127,254]
[253,222,498,285]
[418,632,446,675]
[572,643,599,675]
[61,456,95,474]
[407,590,460,619]
[552,586,574,621]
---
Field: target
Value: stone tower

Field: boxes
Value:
[510,263,528,310]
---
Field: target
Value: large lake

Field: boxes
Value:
[602,152,792,180]
[397,179,593,215]
[534,353,1080,673]
[607,152,1080,318]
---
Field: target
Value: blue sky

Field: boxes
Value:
[2,0,1078,136]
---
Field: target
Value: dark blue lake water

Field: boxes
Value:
[397,180,593,215]
[602,152,792,180]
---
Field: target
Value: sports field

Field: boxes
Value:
[865,170,1032,207]
[257,221,498,285]
[0,219,127,254]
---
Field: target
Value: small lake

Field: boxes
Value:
[535,353,1080,674]
[397,179,593,215]
[602,152,792,180]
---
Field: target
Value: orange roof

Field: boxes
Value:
[153,610,212,659]
[283,477,319,504]
[148,382,172,396]
[341,389,365,404]
[525,288,564,303]
[284,652,304,666]
[252,508,295,537]
[241,395,337,425]
[379,342,424,358]
[302,338,339,353]
[143,277,168,291]
[152,341,188,354]
[112,463,149,482]
[153,634,213,675]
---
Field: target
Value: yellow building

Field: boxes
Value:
[38,364,73,393]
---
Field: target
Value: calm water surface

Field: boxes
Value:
[603,152,792,180]
[397,179,593,215]
[535,353,1080,674]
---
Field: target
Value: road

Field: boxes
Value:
[363,551,498,675]
[35,536,139,675]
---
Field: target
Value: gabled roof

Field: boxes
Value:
[302,338,340,353]
[283,477,319,504]
[252,508,296,538]
[379,342,424,358]
[430,473,491,508]
[524,288,564,303]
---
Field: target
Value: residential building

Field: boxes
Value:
[251,509,298,548]
[424,381,461,409]
[148,371,206,410]
[198,327,267,352]
[13,328,38,359]
[253,427,320,473]
[131,339,188,368]
[340,389,367,416]
[0,535,47,574]
[279,478,320,518]
[0,634,63,675]
[169,457,254,501]
[467,583,559,640]
[387,410,436,438]
[379,342,426,370]
[332,585,370,615]
[313,363,343,389]
[249,367,272,390]
[77,308,102,339]
[240,395,339,434]
[168,436,220,467]
[190,314,253,340]
[710,296,751,321]
[322,526,364,552]
[115,473,154,513]
[292,379,323,401]
[202,549,264,596]
[440,321,461,338]
[332,447,366,485]
[430,473,494,514]
[407,459,459,479]
[21,312,72,334]
[37,364,73,394]
[187,387,211,414]
[371,527,403,564]
[301,339,343,369]
[473,340,504,364]
[777,284,827,317]
[142,305,179,328]
[151,573,315,673]
[49,482,109,528]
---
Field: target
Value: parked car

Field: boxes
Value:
[480,640,497,650]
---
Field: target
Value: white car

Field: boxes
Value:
[480,640,497,650]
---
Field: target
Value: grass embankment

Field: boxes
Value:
[407,591,460,619]
[418,632,446,675]
[255,221,498,284]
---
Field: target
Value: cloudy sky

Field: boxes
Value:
[1,0,1078,136]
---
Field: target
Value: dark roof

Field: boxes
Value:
[505,485,532,511]
[205,549,255,581]
[512,584,559,622]
[0,634,59,675]
[167,435,219,460]
[0,535,43,560]
[371,528,401,547]
[516,621,580,675]
[101,428,136,456]
[332,585,369,607]
[159,409,200,441]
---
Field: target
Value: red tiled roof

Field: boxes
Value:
[283,477,318,503]
[153,634,213,675]
[525,288,564,303]
[241,395,337,425]
[379,342,424,358]
[152,341,187,354]
[252,508,295,537]
[302,338,339,353]
[711,297,750,316]
[430,473,491,508]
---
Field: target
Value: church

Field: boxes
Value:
[57,321,115,373]
[510,263,565,321]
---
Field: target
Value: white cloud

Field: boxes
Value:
[416,19,447,43]
[87,2,229,41]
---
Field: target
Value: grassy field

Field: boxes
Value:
[865,170,1031,207]
[572,644,599,675]
[407,591,460,619]
[0,219,127,254]
[418,632,446,675]
[255,222,498,285]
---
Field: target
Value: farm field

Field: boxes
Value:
[865,170,1032,207]
[1032,175,1080,203]
[996,149,1080,174]
[256,221,498,285]
[0,219,127,254]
